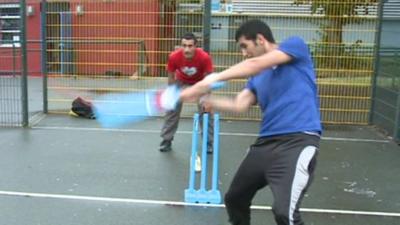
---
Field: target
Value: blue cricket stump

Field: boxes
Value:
[185,113,221,204]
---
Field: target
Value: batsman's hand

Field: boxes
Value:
[168,77,176,85]
[180,73,218,102]
[200,95,213,112]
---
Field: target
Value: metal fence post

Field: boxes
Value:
[20,0,29,127]
[369,0,385,124]
[394,93,400,142]
[41,0,48,113]
[203,0,211,53]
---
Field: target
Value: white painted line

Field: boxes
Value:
[1,190,400,217]
[321,136,390,143]
[32,126,391,143]
[0,190,222,208]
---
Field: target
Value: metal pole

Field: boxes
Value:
[188,113,199,191]
[20,0,29,127]
[60,12,65,75]
[202,0,211,53]
[369,0,385,125]
[394,94,400,142]
[12,43,16,77]
[41,0,48,113]
[211,113,219,191]
[200,113,209,191]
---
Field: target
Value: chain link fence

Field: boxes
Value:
[2,0,398,132]
[371,0,400,142]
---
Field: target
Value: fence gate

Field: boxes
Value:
[372,0,400,142]
[0,0,30,127]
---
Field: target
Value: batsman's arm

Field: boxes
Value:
[212,49,291,82]
[167,72,176,85]
[202,89,256,113]
[181,50,290,101]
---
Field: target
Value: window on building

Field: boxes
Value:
[0,4,20,47]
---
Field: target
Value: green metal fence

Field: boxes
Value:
[372,47,400,142]
[0,0,28,127]
[0,43,24,126]
[39,0,382,124]
[371,0,400,142]
[2,0,399,133]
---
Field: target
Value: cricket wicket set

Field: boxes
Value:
[185,113,221,204]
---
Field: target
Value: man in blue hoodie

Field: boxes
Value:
[180,19,322,225]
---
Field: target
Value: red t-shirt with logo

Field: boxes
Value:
[167,48,213,84]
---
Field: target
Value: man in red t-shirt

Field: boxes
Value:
[159,33,214,153]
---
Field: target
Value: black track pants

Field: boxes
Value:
[224,133,320,225]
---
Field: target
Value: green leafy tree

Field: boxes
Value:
[294,0,379,75]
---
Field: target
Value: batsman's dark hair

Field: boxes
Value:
[235,19,275,43]
[182,32,198,44]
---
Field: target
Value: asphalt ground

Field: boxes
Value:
[0,114,399,225]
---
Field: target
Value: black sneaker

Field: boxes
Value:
[159,140,172,152]
[207,144,213,154]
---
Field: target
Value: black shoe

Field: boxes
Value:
[159,140,172,152]
[207,144,213,154]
